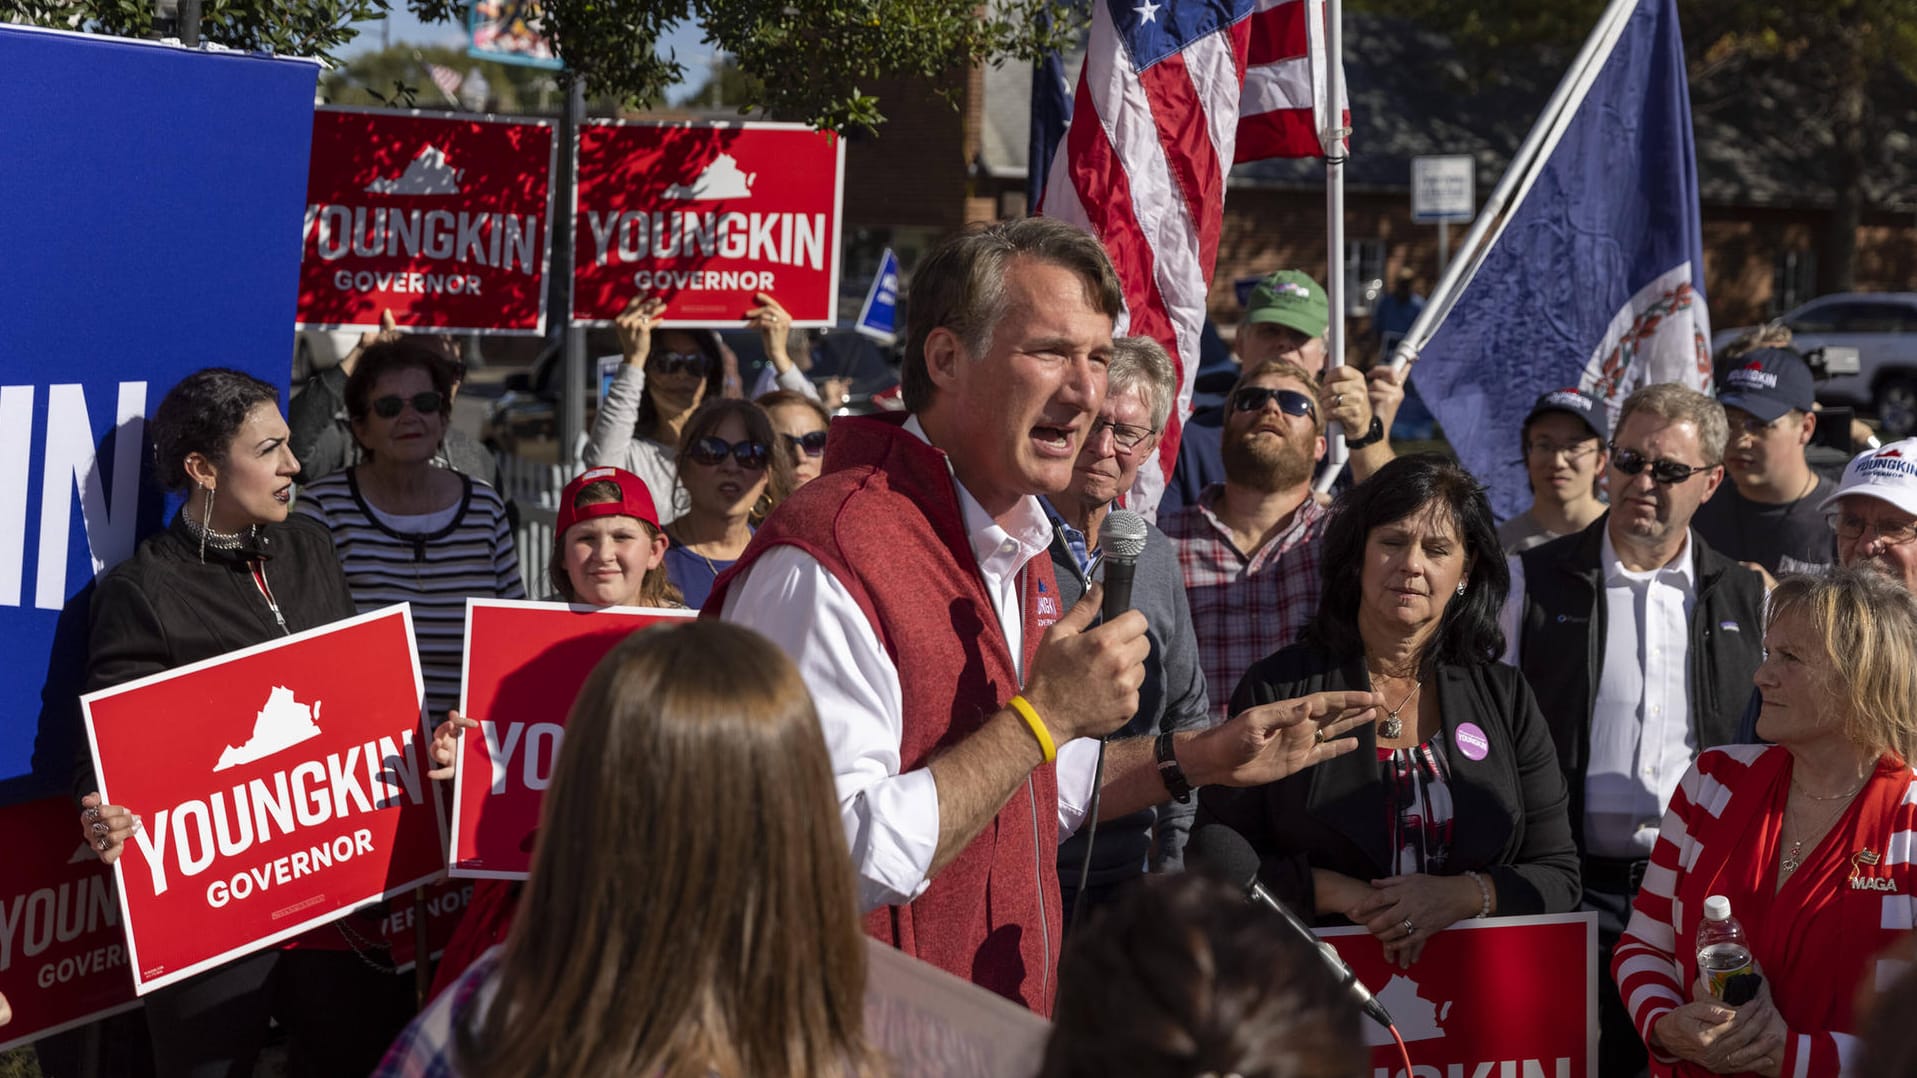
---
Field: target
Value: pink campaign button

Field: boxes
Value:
[1454,722,1490,761]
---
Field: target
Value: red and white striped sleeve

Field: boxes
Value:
[1612,747,1767,1061]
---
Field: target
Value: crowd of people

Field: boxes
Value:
[48,214,1917,1078]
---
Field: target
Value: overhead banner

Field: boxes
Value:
[468,0,562,70]
[449,599,694,879]
[0,795,141,1052]
[573,121,845,327]
[82,606,443,994]
[1323,912,1598,1077]
[299,106,556,334]
[0,27,316,802]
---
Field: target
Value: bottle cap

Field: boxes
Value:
[1704,895,1732,921]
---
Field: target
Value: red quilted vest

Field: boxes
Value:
[706,413,1065,1014]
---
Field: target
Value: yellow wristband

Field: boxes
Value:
[1008,695,1056,763]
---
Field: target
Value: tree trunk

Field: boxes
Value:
[1818,62,1869,294]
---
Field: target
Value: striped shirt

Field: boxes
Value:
[297,470,525,719]
[1614,745,1917,1077]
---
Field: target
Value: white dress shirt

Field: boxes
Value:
[720,417,1102,912]
[1500,529,1699,859]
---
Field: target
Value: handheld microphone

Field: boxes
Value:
[1188,824,1395,1031]
[1096,510,1148,626]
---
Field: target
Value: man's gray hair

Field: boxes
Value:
[900,218,1126,413]
[1616,382,1730,466]
[1108,335,1176,432]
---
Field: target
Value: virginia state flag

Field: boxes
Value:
[1410,0,1712,519]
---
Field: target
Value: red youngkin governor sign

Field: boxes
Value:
[572,120,845,327]
[449,599,694,879]
[0,795,141,1052]
[1322,912,1598,1078]
[298,107,555,334]
[81,605,446,994]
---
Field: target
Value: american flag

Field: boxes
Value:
[423,62,464,108]
[1038,0,1344,514]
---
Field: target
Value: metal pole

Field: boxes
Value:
[555,77,586,471]
[176,0,199,46]
[1438,219,1450,273]
[1388,0,1640,372]
[1313,0,1349,495]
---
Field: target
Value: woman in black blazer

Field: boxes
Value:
[1197,454,1578,969]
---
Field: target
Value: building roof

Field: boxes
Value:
[977,14,1917,212]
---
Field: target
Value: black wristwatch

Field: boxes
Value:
[1344,415,1386,449]
[1155,731,1192,803]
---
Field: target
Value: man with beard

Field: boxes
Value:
[1499,382,1766,1076]
[1161,359,1329,719]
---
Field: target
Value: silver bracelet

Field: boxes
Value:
[1463,869,1492,918]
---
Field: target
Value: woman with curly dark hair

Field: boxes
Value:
[1196,453,1579,970]
[74,367,412,1076]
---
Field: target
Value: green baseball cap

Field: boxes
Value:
[1244,269,1329,339]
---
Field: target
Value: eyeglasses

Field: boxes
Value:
[1608,443,1711,485]
[1526,440,1599,462]
[1089,417,1157,451]
[687,436,770,470]
[653,351,711,377]
[782,430,828,458]
[371,391,445,419]
[1827,511,1917,547]
[1231,386,1317,422]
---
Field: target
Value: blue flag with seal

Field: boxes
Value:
[854,248,902,344]
[1409,0,1712,520]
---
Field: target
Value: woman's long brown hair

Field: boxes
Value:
[455,621,876,1077]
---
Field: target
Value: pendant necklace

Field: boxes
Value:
[1374,676,1421,739]
[1780,775,1867,875]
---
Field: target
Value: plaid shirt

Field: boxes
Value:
[1159,486,1328,720]
[371,947,503,1078]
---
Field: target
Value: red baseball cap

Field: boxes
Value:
[555,467,660,535]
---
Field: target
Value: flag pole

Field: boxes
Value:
[1314,0,1350,495]
[1388,0,1642,373]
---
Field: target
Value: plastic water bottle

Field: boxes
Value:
[1696,895,1757,1002]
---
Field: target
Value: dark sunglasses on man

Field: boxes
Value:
[688,436,771,470]
[783,430,829,458]
[1608,443,1710,485]
[1231,386,1317,423]
[371,391,445,419]
[652,350,711,377]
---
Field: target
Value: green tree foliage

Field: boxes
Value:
[2,0,465,63]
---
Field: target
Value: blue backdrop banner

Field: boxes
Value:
[0,26,318,802]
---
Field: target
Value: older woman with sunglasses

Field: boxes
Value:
[297,338,525,720]
[584,295,728,524]
[663,399,793,609]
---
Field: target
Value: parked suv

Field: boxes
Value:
[1715,293,1917,435]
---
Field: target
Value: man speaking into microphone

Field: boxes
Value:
[711,219,1381,1014]
[1042,336,1212,922]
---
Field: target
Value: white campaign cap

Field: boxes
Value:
[1820,438,1917,517]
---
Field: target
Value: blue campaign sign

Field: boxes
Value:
[854,248,901,344]
[0,27,318,803]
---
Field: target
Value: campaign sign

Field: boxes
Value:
[1322,912,1597,1077]
[298,107,556,334]
[81,606,443,994]
[573,121,845,326]
[0,795,141,1051]
[449,599,694,879]
[377,877,475,973]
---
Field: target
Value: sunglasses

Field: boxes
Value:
[688,436,771,469]
[783,430,829,458]
[371,391,445,419]
[1608,443,1710,485]
[653,350,711,377]
[1231,386,1317,422]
